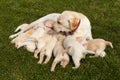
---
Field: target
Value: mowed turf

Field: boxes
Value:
[0,0,120,80]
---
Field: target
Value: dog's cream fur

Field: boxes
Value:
[11,25,38,49]
[36,34,57,64]
[17,39,36,52]
[9,13,60,39]
[11,19,57,53]
[51,33,69,71]
[30,20,58,63]
[84,39,113,58]
[53,11,93,41]
[63,36,93,69]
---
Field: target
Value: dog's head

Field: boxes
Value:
[53,11,81,34]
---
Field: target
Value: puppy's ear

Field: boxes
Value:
[68,18,80,31]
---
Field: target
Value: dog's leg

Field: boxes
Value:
[11,38,16,44]
[9,32,20,39]
[34,49,40,58]
[61,54,69,68]
[38,51,45,64]
[100,51,106,57]
[72,56,80,69]
[43,53,52,64]
[89,49,102,58]
[51,58,61,72]
[43,48,53,64]
[15,23,28,32]
[62,59,69,68]
[87,28,93,40]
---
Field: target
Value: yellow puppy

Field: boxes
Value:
[84,39,113,58]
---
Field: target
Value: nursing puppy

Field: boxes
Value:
[9,13,60,39]
[17,38,36,52]
[63,36,94,69]
[32,20,57,64]
[37,36,57,64]
[51,33,69,72]
[83,39,113,58]
[11,25,38,49]
[17,20,56,56]
[11,20,55,51]
[53,11,93,41]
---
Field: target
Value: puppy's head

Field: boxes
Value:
[44,20,55,31]
[53,11,81,34]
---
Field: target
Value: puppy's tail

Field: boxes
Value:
[15,23,28,32]
[105,41,113,48]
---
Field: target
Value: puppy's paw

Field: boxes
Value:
[43,61,48,64]
[34,54,38,59]
[9,35,15,39]
[89,56,95,58]
[72,66,79,69]
[62,65,66,68]
[37,61,42,64]
[60,61,63,66]
[11,39,15,44]
[50,69,55,72]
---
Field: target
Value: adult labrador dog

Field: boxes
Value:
[53,11,93,41]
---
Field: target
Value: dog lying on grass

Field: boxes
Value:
[10,13,60,52]
[9,13,60,39]
[83,39,113,58]
[11,25,38,51]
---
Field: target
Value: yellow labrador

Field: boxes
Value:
[53,11,93,41]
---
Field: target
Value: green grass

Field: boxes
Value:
[0,0,120,80]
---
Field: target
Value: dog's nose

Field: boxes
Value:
[51,27,54,30]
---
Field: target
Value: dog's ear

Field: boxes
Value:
[68,18,80,31]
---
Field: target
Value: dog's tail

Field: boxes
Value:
[105,41,113,48]
[15,23,28,32]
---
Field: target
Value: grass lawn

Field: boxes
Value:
[0,0,120,80]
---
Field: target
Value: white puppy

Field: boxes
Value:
[11,25,38,48]
[17,38,36,52]
[9,13,60,39]
[51,33,69,72]
[15,20,55,54]
[63,35,94,69]
[83,39,113,58]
